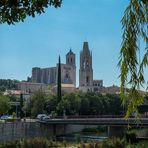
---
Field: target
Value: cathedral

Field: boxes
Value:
[31,49,76,87]
[22,42,103,93]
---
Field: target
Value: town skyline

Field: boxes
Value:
[0,0,147,89]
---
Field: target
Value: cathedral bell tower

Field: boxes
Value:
[79,42,93,92]
[66,49,75,67]
[64,49,76,86]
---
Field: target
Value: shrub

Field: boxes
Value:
[112,138,125,148]
[0,138,63,148]
[75,134,81,143]
[126,130,137,144]
[101,138,125,148]
[79,142,86,148]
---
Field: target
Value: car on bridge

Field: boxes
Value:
[0,115,12,120]
[37,114,51,121]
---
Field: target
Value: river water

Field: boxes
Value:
[56,135,108,142]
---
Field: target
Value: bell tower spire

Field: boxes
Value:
[79,42,93,92]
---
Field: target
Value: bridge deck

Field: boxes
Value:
[38,118,148,126]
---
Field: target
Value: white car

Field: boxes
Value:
[42,116,50,120]
[37,114,47,120]
[1,115,12,120]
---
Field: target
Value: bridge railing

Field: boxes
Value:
[52,115,134,119]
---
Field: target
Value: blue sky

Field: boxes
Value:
[0,0,146,88]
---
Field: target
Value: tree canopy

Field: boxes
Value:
[24,91,125,117]
[24,90,46,116]
[0,79,19,92]
[0,0,62,24]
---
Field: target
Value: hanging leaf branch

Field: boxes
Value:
[119,0,148,118]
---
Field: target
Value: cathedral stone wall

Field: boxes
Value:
[30,49,76,87]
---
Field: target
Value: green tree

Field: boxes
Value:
[119,0,147,117]
[0,94,10,115]
[57,56,62,102]
[24,90,46,117]
[0,0,62,24]
[0,79,19,92]
[44,94,57,114]
[62,93,81,115]
[105,94,123,115]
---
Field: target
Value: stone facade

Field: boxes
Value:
[52,83,76,93]
[32,67,56,84]
[31,49,76,87]
[18,82,48,93]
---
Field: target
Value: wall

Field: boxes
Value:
[0,122,96,141]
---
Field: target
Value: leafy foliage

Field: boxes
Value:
[56,93,81,115]
[119,0,148,117]
[24,90,46,117]
[0,0,62,24]
[0,94,10,115]
[0,137,63,147]
[0,79,19,92]
[25,91,125,117]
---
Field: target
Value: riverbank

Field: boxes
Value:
[0,137,148,148]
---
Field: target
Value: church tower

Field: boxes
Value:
[66,49,75,66]
[79,42,93,92]
[62,49,76,86]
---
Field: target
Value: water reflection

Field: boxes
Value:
[56,135,108,142]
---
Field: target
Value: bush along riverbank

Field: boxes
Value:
[0,137,148,148]
[0,138,67,148]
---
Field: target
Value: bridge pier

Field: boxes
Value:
[108,126,126,138]
[53,124,56,136]
[52,124,67,136]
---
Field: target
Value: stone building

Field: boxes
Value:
[19,42,103,93]
[31,49,76,87]
[18,82,48,93]
[79,42,103,92]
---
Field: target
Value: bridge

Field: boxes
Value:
[37,116,148,138]
[38,117,148,126]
